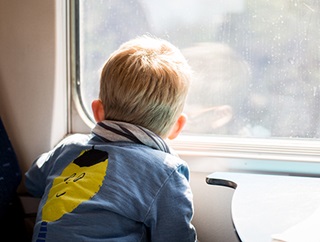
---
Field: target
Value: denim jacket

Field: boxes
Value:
[25,121,197,242]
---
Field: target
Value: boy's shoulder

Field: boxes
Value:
[131,144,190,174]
[53,133,92,151]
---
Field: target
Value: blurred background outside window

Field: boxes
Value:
[77,0,320,140]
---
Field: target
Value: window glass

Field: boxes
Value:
[78,0,320,139]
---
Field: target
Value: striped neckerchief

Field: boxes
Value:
[91,120,172,154]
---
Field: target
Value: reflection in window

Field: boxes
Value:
[78,0,320,139]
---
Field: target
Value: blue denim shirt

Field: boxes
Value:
[25,121,197,242]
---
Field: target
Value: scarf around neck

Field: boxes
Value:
[91,120,172,154]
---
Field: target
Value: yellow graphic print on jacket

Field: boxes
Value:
[42,148,109,222]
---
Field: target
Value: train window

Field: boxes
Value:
[72,0,320,162]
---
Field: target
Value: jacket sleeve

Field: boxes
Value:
[144,164,198,242]
[24,149,58,198]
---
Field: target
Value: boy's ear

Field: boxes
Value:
[91,99,105,122]
[167,113,187,140]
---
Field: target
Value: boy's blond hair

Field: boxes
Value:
[99,35,192,137]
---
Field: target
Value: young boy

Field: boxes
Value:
[25,35,198,241]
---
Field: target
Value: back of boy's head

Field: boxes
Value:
[99,35,192,137]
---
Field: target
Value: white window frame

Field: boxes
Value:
[67,0,320,175]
